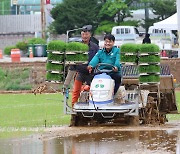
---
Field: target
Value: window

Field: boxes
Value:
[116,29,120,34]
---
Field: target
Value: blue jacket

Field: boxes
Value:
[89,46,121,73]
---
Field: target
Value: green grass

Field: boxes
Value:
[0,93,70,128]
[167,91,180,121]
[0,92,179,132]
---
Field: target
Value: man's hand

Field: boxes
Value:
[87,66,93,73]
[113,66,118,72]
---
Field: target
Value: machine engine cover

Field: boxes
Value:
[89,73,115,105]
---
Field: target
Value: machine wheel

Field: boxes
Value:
[127,116,139,126]
[70,113,90,126]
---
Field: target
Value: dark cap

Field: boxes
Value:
[82,25,92,32]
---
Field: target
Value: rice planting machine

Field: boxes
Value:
[63,61,177,126]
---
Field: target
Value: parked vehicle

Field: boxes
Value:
[99,26,141,48]
[148,26,178,50]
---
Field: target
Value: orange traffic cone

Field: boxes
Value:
[29,50,33,58]
[0,49,3,59]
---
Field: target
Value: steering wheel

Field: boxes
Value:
[94,63,115,74]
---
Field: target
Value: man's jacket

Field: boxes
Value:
[89,46,121,73]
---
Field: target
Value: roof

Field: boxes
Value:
[17,0,62,6]
[153,13,177,30]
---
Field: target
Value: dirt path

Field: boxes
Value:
[41,121,180,140]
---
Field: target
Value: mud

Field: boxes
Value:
[42,121,180,139]
[1,122,180,154]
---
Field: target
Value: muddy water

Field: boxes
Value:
[0,130,180,154]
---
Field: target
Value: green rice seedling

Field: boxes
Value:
[66,42,88,52]
[139,65,160,73]
[46,63,64,72]
[46,72,63,81]
[139,44,160,53]
[139,74,160,83]
[47,40,66,51]
[121,43,139,53]
[47,52,64,61]
[139,55,160,63]
[121,54,137,62]
[66,53,88,61]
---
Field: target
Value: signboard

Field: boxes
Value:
[12,0,18,5]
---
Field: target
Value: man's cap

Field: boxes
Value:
[82,25,92,32]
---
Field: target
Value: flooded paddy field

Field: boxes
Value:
[1,122,180,154]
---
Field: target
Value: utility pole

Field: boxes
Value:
[144,2,149,33]
[41,0,46,39]
[177,0,180,57]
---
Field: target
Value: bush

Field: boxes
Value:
[4,46,16,55]
[47,40,66,51]
[28,38,46,45]
[66,42,88,52]
[16,41,28,51]
[121,43,139,53]
[139,44,160,53]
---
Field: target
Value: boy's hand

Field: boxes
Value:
[113,66,118,72]
[87,66,93,73]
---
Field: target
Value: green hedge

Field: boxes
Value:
[121,43,140,53]
[139,75,160,83]
[139,44,160,53]
[47,40,66,51]
[139,65,160,73]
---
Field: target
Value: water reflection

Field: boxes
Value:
[0,130,179,154]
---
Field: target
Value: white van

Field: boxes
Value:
[99,26,140,48]
[148,26,177,50]
[111,26,140,41]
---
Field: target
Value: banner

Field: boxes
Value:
[45,4,54,27]
[46,0,50,4]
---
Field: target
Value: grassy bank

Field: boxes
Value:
[0,67,32,90]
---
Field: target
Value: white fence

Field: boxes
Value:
[0,14,41,34]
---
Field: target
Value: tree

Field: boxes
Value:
[50,0,100,34]
[98,0,135,24]
[96,0,140,34]
[139,0,176,32]
[148,0,176,20]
